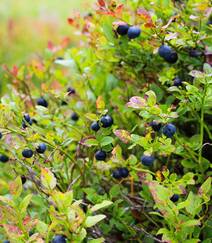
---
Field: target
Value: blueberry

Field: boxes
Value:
[37,98,48,107]
[149,121,162,131]
[127,26,141,39]
[23,113,31,123]
[36,143,47,153]
[117,24,129,36]
[100,115,113,128]
[70,112,79,121]
[21,176,27,184]
[141,155,155,166]
[207,19,212,25]
[189,49,202,58]
[173,77,182,86]
[95,150,106,161]
[22,149,33,158]
[52,235,67,243]
[3,241,10,243]
[22,121,28,129]
[119,167,129,178]
[0,132,2,139]
[112,169,122,179]
[158,45,178,63]
[67,87,76,95]
[162,123,176,138]
[170,194,179,202]
[0,154,9,163]
[90,121,100,131]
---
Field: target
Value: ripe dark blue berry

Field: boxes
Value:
[22,149,33,158]
[112,169,122,179]
[207,19,212,25]
[71,112,79,121]
[100,115,113,128]
[162,123,176,138]
[189,49,202,58]
[158,45,178,63]
[0,132,2,139]
[95,150,106,161]
[90,121,100,131]
[0,154,9,163]
[127,26,141,39]
[173,77,182,86]
[67,87,76,95]
[52,235,67,243]
[37,98,48,107]
[36,143,47,153]
[117,24,129,36]
[119,167,129,178]
[149,121,162,131]
[23,113,31,122]
[3,241,10,243]
[141,155,155,166]
[21,176,27,184]
[170,194,179,202]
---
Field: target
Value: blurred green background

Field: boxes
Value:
[0,0,95,66]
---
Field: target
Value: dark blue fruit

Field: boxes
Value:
[173,77,182,86]
[0,154,9,163]
[158,45,178,63]
[149,121,162,131]
[127,26,141,39]
[90,121,100,131]
[67,87,75,95]
[117,24,129,36]
[141,155,155,166]
[112,169,122,179]
[23,113,32,126]
[71,112,79,121]
[119,167,129,178]
[189,49,202,58]
[22,149,33,158]
[23,113,31,122]
[36,143,47,153]
[100,115,113,128]
[37,98,48,107]
[95,150,106,161]
[170,194,179,202]
[207,19,212,25]
[52,235,66,243]
[3,240,10,243]
[162,123,176,138]
[0,132,2,139]
[21,176,27,184]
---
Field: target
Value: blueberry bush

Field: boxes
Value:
[0,0,212,242]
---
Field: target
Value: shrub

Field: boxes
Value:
[0,0,211,242]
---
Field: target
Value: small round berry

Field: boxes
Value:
[67,87,76,95]
[112,169,122,179]
[127,26,141,39]
[52,235,67,243]
[100,115,113,128]
[162,123,176,138]
[158,45,178,63]
[23,113,31,123]
[36,143,47,154]
[207,19,212,25]
[141,155,155,166]
[189,49,202,58]
[0,154,9,163]
[37,98,48,107]
[22,149,34,158]
[117,24,129,36]
[119,167,129,178]
[149,121,162,131]
[170,194,179,202]
[3,240,10,243]
[21,176,27,184]
[22,121,28,129]
[0,132,2,139]
[158,45,172,58]
[173,77,182,87]
[70,112,79,121]
[90,121,100,132]
[95,150,107,161]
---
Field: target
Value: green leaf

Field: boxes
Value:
[41,167,57,190]
[90,200,112,212]
[181,219,200,227]
[88,238,105,243]
[84,215,106,227]
[100,136,114,147]
[198,177,211,196]
[9,176,22,197]
[36,220,48,234]
[145,90,157,106]
[19,194,32,218]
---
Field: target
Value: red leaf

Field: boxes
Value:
[114,129,131,144]
[98,0,106,7]
[67,17,75,25]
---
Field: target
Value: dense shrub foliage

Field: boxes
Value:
[0,0,212,242]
